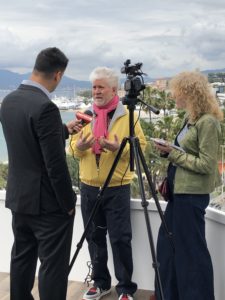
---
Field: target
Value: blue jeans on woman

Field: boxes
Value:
[155,193,214,300]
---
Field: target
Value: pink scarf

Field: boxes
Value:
[92,95,119,154]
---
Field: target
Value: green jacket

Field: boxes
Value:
[168,114,222,194]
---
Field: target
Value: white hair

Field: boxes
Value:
[89,67,119,89]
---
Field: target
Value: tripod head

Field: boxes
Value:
[120,59,148,172]
[121,59,146,107]
[121,59,160,114]
[120,59,160,170]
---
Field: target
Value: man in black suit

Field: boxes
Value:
[0,47,80,300]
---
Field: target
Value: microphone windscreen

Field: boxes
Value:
[83,110,93,117]
[76,110,93,125]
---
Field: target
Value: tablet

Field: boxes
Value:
[150,138,185,152]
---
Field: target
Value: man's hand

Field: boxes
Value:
[76,131,95,151]
[67,120,83,134]
[98,134,120,152]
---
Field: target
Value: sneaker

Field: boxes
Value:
[118,294,133,300]
[83,286,111,299]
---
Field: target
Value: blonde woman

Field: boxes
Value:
[153,71,223,300]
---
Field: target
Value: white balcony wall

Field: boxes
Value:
[0,191,225,299]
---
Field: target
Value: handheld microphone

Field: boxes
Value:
[76,110,93,125]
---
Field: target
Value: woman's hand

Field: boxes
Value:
[154,141,173,154]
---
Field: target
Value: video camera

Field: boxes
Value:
[121,59,146,105]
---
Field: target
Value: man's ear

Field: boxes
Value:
[54,70,63,82]
[112,87,117,94]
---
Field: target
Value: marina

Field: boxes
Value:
[0,93,154,163]
[0,110,78,163]
[0,89,91,163]
[51,95,90,111]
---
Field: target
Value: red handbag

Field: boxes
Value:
[158,177,170,201]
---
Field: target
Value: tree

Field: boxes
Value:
[140,118,155,138]
[141,86,159,121]
[0,157,79,192]
[0,163,8,190]
[156,90,175,116]
[133,110,186,198]
[66,155,80,191]
[142,87,175,117]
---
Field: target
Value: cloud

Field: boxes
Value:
[0,0,225,80]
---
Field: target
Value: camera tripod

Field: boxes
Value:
[69,96,174,300]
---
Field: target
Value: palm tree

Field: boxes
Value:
[155,90,175,116]
[131,104,185,198]
[154,115,175,140]
[142,86,159,121]
[145,112,184,190]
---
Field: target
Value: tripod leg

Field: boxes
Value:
[130,137,165,300]
[135,139,174,250]
[68,138,129,273]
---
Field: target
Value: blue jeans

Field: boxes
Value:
[80,183,137,296]
[155,194,214,300]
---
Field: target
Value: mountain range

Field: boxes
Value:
[0,69,91,90]
[201,68,225,75]
[1,68,225,90]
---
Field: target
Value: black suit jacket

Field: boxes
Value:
[0,84,76,214]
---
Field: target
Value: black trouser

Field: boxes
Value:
[155,194,214,300]
[10,211,74,300]
[81,183,137,296]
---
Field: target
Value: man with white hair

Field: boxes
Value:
[70,67,147,300]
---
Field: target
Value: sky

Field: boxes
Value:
[0,0,225,81]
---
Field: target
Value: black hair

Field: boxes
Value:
[33,47,69,76]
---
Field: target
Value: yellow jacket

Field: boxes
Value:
[69,102,147,187]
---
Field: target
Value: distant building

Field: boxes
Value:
[147,78,169,91]
[117,89,126,98]
[208,72,225,83]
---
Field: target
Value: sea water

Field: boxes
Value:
[0,111,76,163]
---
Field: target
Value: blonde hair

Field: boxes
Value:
[170,71,223,121]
